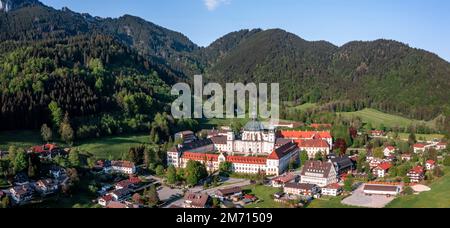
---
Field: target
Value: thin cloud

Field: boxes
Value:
[203,0,230,11]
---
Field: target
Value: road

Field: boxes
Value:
[163,178,251,208]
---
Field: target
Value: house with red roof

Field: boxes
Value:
[321,183,343,196]
[426,160,436,171]
[271,173,299,188]
[295,139,330,159]
[280,130,333,148]
[435,142,447,151]
[383,146,397,157]
[413,144,426,154]
[407,166,425,183]
[373,163,392,178]
[370,130,386,137]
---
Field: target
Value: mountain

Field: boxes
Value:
[1,0,449,125]
[0,0,41,12]
[201,29,450,120]
[0,2,202,83]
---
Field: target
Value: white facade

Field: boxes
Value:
[321,186,342,196]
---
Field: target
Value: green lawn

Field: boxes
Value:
[307,195,357,208]
[75,134,151,160]
[0,130,151,160]
[290,103,318,111]
[387,132,445,141]
[0,130,45,151]
[386,168,450,208]
[338,108,433,129]
[243,185,285,208]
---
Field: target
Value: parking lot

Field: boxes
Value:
[341,185,396,208]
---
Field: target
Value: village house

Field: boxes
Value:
[215,187,242,200]
[175,131,197,144]
[383,146,397,157]
[329,155,355,177]
[407,166,425,183]
[370,130,385,137]
[321,183,343,197]
[110,188,131,201]
[300,161,338,187]
[183,192,210,208]
[363,184,401,196]
[413,144,426,154]
[271,173,298,188]
[98,195,113,207]
[435,142,447,151]
[115,176,141,190]
[373,163,392,178]
[401,153,413,162]
[283,183,320,197]
[111,161,136,174]
[9,184,34,204]
[425,160,436,171]
[35,179,59,195]
[369,158,384,169]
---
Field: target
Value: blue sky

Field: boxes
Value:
[40,0,450,62]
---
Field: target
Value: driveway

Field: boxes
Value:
[342,184,396,208]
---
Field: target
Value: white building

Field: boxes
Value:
[321,183,343,197]
[383,146,396,157]
[300,161,338,187]
[111,161,136,174]
[363,184,401,196]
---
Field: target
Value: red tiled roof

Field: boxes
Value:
[273,173,296,183]
[295,139,329,148]
[182,152,219,161]
[324,183,342,190]
[111,160,135,169]
[426,160,436,165]
[410,166,424,174]
[268,142,298,160]
[385,146,396,151]
[227,156,267,165]
[280,131,332,140]
[377,163,392,171]
[414,144,426,148]
[106,201,128,209]
[101,195,113,202]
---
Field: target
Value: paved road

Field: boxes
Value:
[164,178,251,208]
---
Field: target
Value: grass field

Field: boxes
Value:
[290,103,318,111]
[338,108,433,129]
[243,185,285,208]
[386,168,450,208]
[307,195,357,208]
[0,130,151,160]
[387,132,445,141]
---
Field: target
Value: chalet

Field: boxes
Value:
[175,131,197,144]
[215,187,242,200]
[35,179,58,195]
[329,155,355,176]
[110,188,131,201]
[401,154,412,161]
[283,183,320,197]
[373,163,392,178]
[425,160,436,171]
[300,161,338,187]
[111,161,136,174]
[370,130,385,137]
[407,166,425,183]
[115,176,141,190]
[435,142,447,151]
[413,144,426,154]
[363,184,401,196]
[383,146,397,157]
[98,195,113,207]
[271,173,298,188]
[183,192,210,208]
[369,158,384,169]
[321,183,343,197]
[9,184,34,204]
